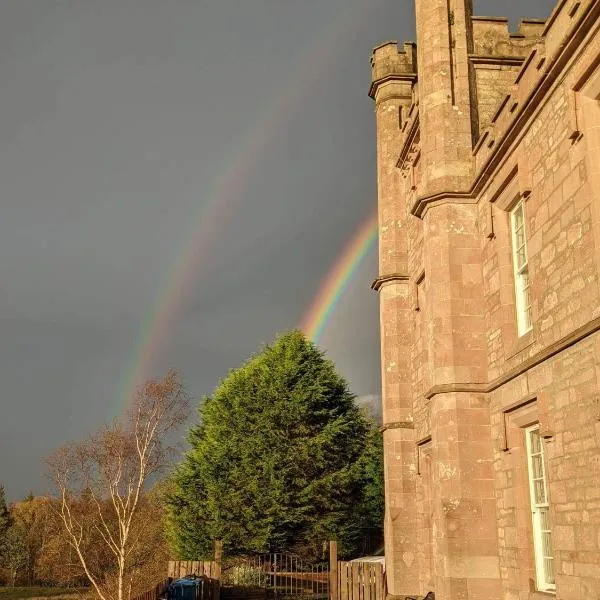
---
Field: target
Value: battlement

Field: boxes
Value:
[471,15,545,58]
[369,41,417,99]
[472,0,598,173]
[519,18,546,37]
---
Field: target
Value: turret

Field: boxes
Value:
[369,41,417,278]
[369,40,419,598]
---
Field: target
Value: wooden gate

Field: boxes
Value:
[329,542,385,600]
[335,562,385,600]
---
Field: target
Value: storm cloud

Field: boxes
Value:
[0,0,554,499]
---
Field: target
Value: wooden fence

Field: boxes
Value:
[165,543,222,600]
[329,542,385,600]
[167,560,220,580]
[132,577,171,600]
[133,543,222,600]
[141,541,385,600]
[335,562,385,600]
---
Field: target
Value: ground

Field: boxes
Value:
[0,587,83,600]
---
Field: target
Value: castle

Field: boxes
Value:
[369,1,600,599]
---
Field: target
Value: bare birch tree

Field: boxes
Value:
[47,370,189,600]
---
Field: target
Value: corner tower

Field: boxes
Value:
[371,1,498,599]
[369,41,419,598]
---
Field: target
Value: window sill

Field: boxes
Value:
[531,591,556,599]
[506,328,535,360]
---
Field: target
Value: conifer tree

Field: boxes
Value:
[167,330,382,559]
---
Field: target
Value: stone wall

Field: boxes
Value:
[370,0,600,599]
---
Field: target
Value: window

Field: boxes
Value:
[510,199,532,335]
[525,425,555,592]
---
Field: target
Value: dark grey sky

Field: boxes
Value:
[0,0,554,500]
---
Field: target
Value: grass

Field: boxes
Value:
[0,588,84,599]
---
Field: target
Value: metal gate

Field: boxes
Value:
[221,553,329,600]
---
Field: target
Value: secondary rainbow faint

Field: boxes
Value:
[301,212,378,344]
[115,2,383,415]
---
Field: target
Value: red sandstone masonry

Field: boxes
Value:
[370,1,600,599]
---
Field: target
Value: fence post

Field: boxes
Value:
[329,541,338,600]
[214,540,223,599]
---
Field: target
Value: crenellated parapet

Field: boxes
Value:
[470,16,545,137]
[473,0,600,177]
[369,41,417,101]
[471,16,545,59]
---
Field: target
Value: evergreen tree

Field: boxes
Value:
[167,330,380,559]
[353,425,385,555]
[356,426,384,530]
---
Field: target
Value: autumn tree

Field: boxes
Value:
[47,370,189,600]
[0,485,13,584]
[27,496,85,587]
[116,483,173,599]
[0,485,9,550]
[1,523,29,586]
[167,330,383,559]
[9,495,56,584]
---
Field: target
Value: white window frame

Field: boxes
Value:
[525,424,555,593]
[510,199,533,336]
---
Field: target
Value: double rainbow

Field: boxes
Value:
[114,2,383,413]
[301,213,378,344]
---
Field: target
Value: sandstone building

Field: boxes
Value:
[369,1,600,599]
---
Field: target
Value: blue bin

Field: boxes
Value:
[167,576,203,600]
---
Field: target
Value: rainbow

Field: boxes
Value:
[301,212,378,344]
[115,2,383,414]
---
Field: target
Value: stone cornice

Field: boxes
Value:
[368,72,417,101]
[423,315,600,399]
[371,273,410,292]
